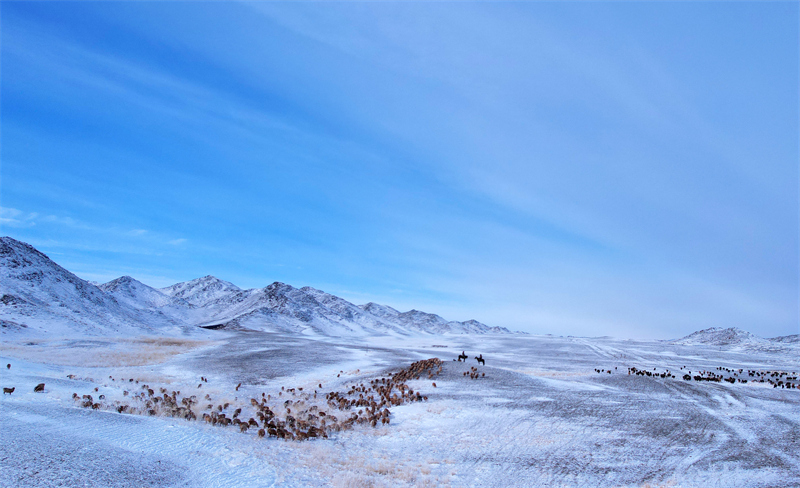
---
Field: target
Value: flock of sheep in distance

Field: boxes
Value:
[595,364,799,389]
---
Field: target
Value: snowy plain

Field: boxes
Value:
[1,236,798,487]
[2,331,798,488]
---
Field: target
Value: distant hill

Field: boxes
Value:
[672,327,798,351]
[672,327,763,346]
[767,334,800,344]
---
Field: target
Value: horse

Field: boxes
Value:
[457,351,468,362]
[475,354,485,366]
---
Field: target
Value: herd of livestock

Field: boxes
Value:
[7,358,453,442]
[594,364,799,389]
[3,350,798,445]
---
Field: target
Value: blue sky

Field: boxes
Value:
[1,2,797,339]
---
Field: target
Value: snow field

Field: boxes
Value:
[1,332,799,487]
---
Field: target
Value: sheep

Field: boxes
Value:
[34,383,45,393]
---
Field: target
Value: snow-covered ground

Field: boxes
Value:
[2,331,798,487]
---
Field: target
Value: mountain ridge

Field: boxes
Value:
[0,236,512,337]
[0,237,184,336]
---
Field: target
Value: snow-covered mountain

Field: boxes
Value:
[159,280,509,336]
[356,303,509,335]
[1,237,512,337]
[100,276,189,310]
[672,327,763,346]
[671,327,798,352]
[0,237,183,336]
[160,276,241,307]
[390,309,495,335]
[359,302,401,321]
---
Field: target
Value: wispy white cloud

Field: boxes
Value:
[0,207,38,228]
[3,3,795,339]
[4,207,187,254]
[3,19,303,153]
[40,214,88,229]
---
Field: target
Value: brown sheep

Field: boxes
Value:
[34,383,45,393]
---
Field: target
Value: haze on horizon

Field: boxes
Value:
[1,2,797,340]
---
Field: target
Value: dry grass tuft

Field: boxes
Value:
[0,336,212,367]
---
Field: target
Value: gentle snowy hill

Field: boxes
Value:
[672,327,797,352]
[0,237,181,336]
[672,327,763,346]
[768,334,800,344]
